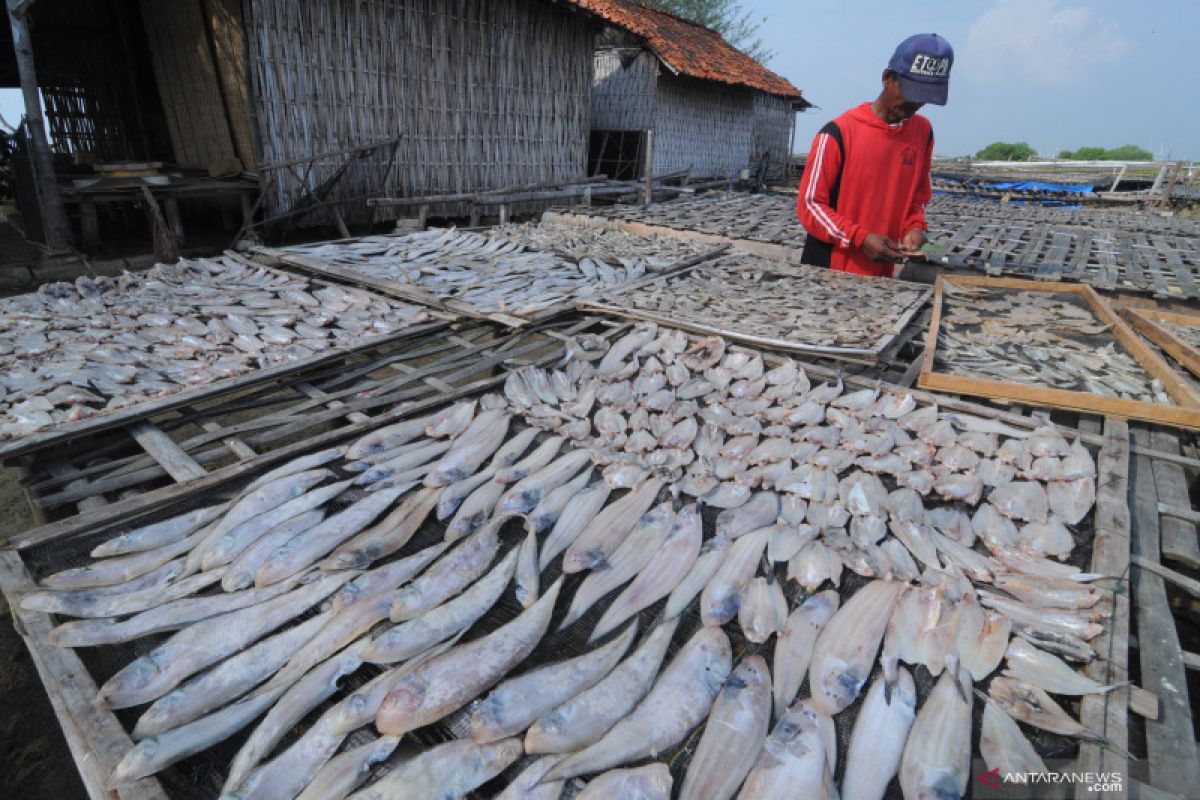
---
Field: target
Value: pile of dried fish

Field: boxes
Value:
[0,257,432,439]
[27,326,1114,799]
[1161,318,1200,351]
[279,225,705,320]
[935,284,1171,403]
[580,192,808,247]
[492,216,708,270]
[584,254,930,353]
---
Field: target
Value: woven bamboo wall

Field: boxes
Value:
[140,0,251,173]
[244,0,594,222]
[592,48,657,131]
[751,92,794,183]
[652,73,754,178]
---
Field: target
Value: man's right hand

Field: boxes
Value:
[861,232,905,263]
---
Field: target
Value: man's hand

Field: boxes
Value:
[900,228,927,255]
[861,232,905,263]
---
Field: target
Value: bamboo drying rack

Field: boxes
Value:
[919,275,1200,429]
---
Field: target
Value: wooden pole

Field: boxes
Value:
[7,0,72,252]
[642,129,655,207]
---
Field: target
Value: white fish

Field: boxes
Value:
[330,541,450,612]
[1004,637,1124,695]
[842,668,917,800]
[222,510,326,592]
[345,738,522,800]
[255,484,411,585]
[773,590,839,718]
[563,478,664,573]
[526,618,679,755]
[981,697,1047,776]
[515,527,540,608]
[42,529,208,591]
[98,572,354,709]
[228,644,366,789]
[539,483,611,569]
[497,436,566,484]
[787,540,842,591]
[738,576,788,644]
[425,410,511,486]
[497,449,592,515]
[987,675,1101,739]
[295,736,399,800]
[899,666,973,800]
[560,503,674,629]
[389,515,505,621]
[132,612,330,739]
[542,626,732,782]
[345,415,430,461]
[323,485,440,569]
[808,579,904,715]
[700,527,769,626]
[436,468,498,521]
[468,623,637,742]
[955,594,1012,682]
[376,578,563,734]
[425,399,478,438]
[363,548,517,664]
[90,505,224,558]
[527,467,593,534]
[591,503,702,641]
[578,763,672,800]
[23,569,223,619]
[109,686,286,788]
[664,535,730,619]
[679,655,772,800]
[716,491,779,539]
[738,699,837,800]
[496,756,566,800]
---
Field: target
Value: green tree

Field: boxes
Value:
[1103,144,1153,161]
[975,141,1037,161]
[636,0,772,63]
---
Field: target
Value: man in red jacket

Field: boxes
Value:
[797,33,953,277]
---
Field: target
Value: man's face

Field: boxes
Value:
[880,71,924,124]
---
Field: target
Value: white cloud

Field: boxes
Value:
[966,0,1129,86]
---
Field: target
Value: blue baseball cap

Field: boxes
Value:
[888,33,954,106]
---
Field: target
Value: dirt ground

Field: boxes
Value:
[1,467,87,798]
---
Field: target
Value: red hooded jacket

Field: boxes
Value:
[796,103,933,278]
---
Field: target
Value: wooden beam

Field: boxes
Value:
[7,0,72,251]
[1132,553,1200,598]
[1129,427,1200,795]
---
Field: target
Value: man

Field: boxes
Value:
[797,33,953,277]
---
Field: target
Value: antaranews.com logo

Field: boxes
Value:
[972,760,1125,798]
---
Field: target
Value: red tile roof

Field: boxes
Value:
[564,0,802,99]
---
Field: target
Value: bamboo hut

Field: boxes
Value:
[1,0,600,236]
[572,0,809,183]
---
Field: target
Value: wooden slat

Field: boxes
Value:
[128,423,206,482]
[1128,426,1200,795]
[1075,417,1132,800]
[1120,307,1200,380]
[0,551,168,800]
[1148,430,1200,568]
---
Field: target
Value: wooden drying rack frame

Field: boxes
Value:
[254,238,728,329]
[0,320,1163,800]
[919,275,1200,430]
[577,255,933,365]
[0,255,456,462]
[1118,306,1200,379]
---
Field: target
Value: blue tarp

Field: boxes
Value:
[985,180,1094,193]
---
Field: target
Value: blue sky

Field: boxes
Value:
[3,1,1195,160]
[749,0,1199,159]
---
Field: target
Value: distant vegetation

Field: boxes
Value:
[636,0,772,62]
[974,141,1037,161]
[1057,144,1154,161]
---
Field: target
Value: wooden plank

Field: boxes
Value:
[1132,553,1200,598]
[1075,417,1132,800]
[1159,503,1200,524]
[128,423,206,482]
[1120,307,1200,380]
[1128,426,1200,795]
[1148,429,1200,568]
[0,551,168,800]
